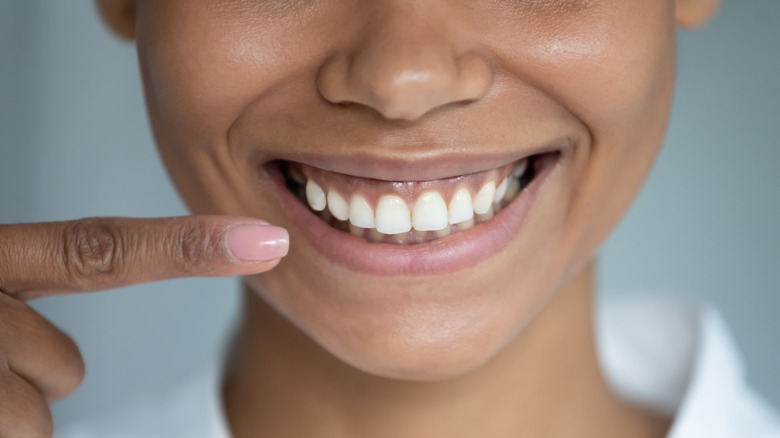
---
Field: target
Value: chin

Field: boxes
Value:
[245,263,538,383]
[310,310,512,382]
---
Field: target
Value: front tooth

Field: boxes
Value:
[448,187,474,224]
[305,180,327,211]
[494,178,508,203]
[412,191,449,231]
[349,195,375,228]
[375,195,412,234]
[512,158,529,179]
[473,182,496,215]
[327,190,349,221]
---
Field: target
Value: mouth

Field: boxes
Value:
[279,157,538,245]
[261,149,561,275]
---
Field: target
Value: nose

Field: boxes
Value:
[317,4,493,121]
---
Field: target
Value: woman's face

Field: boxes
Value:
[133,0,677,380]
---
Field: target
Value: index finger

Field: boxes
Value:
[0,216,289,300]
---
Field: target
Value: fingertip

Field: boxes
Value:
[227,257,283,277]
[226,224,289,262]
[256,257,283,273]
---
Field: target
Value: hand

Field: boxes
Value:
[0,216,288,437]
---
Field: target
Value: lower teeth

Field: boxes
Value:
[333,214,483,245]
[284,158,535,245]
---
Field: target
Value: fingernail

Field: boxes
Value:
[227,224,289,261]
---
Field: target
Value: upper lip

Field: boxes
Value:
[258,137,572,182]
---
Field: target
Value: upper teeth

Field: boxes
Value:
[305,179,327,211]
[349,195,375,229]
[326,190,350,221]
[473,181,496,215]
[448,187,474,225]
[411,191,449,232]
[494,178,508,203]
[375,195,412,234]
[303,159,528,235]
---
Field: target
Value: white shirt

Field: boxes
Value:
[57,297,780,438]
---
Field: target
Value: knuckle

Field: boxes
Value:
[62,219,125,287]
[170,220,222,273]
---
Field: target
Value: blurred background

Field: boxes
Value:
[1,0,779,430]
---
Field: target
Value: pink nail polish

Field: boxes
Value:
[227,224,289,261]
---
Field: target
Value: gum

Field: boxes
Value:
[289,161,521,210]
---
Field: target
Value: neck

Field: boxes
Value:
[222,262,669,438]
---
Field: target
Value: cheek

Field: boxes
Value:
[568,26,677,260]
[135,3,311,199]
[504,4,678,263]
[137,0,341,138]
[137,5,281,132]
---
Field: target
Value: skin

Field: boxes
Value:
[0,0,719,437]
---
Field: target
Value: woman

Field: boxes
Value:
[1,1,777,437]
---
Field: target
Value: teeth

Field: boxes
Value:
[473,182,496,215]
[436,226,452,238]
[412,229,430,240]
[289,166,306,184]
[301,156,534,243]
[476,206,494,222]
[448,187,474,224]
[349,195,375,229]
[494,178,508,203]
[458,218,475,231]
[305,180,327,212]
[504,178,521,202]
[375,195,412,234]
[349,223,365,237]
[394,231,410,244]
[512,158,528,179]
[412,191,449,231]
[369,228,386,243]
[327,190,349,221]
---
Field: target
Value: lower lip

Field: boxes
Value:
[262,157,556,276]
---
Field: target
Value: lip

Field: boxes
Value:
[259,150,563,276]
[252,137,571,182]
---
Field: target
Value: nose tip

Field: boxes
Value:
[317,24,493,121]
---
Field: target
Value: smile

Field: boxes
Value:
[262,148,562,276]
[281,158,535,245]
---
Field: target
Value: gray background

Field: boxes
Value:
[1,0,779,429]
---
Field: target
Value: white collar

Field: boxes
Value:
[599,296,780,438]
